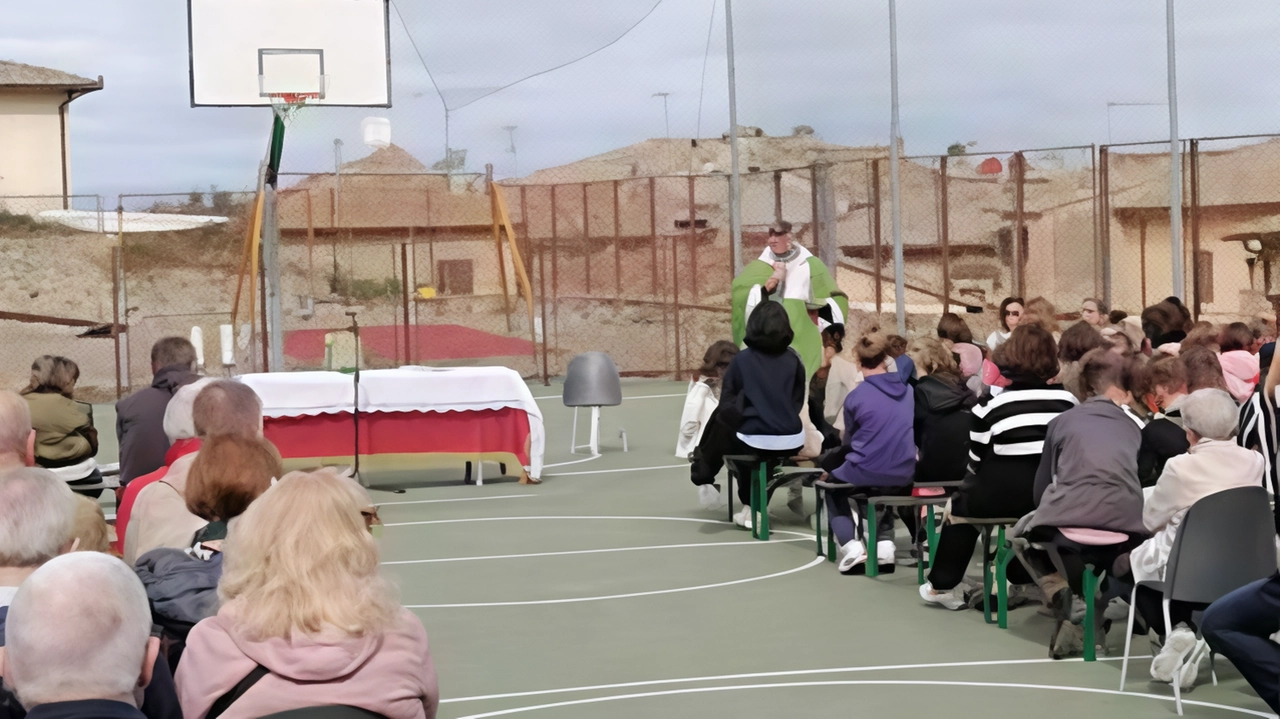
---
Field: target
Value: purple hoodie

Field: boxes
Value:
[822,372,917,487]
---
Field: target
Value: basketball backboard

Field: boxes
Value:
[187,0,391,107]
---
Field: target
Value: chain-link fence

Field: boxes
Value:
[7,132,1280,394]
[0,195,120,402]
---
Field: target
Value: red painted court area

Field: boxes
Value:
[284,324,535,364]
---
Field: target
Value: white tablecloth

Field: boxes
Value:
[236,367,544,478]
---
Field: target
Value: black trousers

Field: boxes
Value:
[690,407,799,505]
[1018,527,1142,597]
[928,523,1032,590]
[1133,584,1204,638]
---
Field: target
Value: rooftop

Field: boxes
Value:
[0,60,101,90]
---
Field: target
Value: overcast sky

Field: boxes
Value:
[6,0,1280,196]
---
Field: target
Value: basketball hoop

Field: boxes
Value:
[267,91,320,124]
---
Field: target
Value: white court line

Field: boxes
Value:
[532,393,686,402]
[542,453,601,469]
[392,515,816,607]
[405,556,822,608]
[384,514,801,529]
[452,679,1275,719]
[376,494,535,507]
[382,537,807,565]
[546,463,688,477]
[441,656,1151,705]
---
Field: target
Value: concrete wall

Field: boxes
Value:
[0,90,66,205]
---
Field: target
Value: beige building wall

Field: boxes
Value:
[0,90,67,207]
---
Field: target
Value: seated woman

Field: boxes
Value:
[937,312,983,396]
[679,340,738,509]
[134,434,282,667]
[908,337,976,485]
[819,332,916,574]
[176,469,440,719]
[20,355,101,496]
[1057,321,1106,402]
[1127,388,1265,687]
[1017,349,1147,659]
[1219,322,1261,402]
[920,325,1078,610]
[690,301,806,527]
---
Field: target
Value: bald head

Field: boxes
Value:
[192,380,263,439]
[3,553,157,708]
[0,391,31,469]
[0,468,75,569]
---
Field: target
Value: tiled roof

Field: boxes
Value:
[0,60,99,88]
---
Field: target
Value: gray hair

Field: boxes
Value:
[162,377,216,442]
[1180,388,1240,441]
[5,553,153,707]
[0,468,76,568]
[0,391,31,461]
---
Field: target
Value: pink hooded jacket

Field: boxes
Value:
[176,608,439,719]
[1218,350,1260,403]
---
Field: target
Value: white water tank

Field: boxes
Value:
[362,117,391,149]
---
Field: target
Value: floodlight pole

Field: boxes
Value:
[888,0,905,334]
[725,0,743,274]
[1165,0,1184,300]
[652,92,672,138]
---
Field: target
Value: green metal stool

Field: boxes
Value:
[865,494,950,579]
[1007,536,1114,661]
[725,456,800,541]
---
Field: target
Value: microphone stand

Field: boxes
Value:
[346,311,366,487]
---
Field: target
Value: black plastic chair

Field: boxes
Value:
[1119,485,1279,715]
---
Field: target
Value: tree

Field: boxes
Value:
[947,140,978,156]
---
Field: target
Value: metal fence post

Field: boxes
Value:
[582,183,591,296]
[872,158,883,315]
[401,242,410,365]
[112,246,122,399]
[613,180,622,301]
[1189,139,1202,321]
[939,155,950,313]
[1012,152,1026,299]
[1099,146,1112,308]
[539,238,550,385]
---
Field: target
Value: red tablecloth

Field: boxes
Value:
[263,408,532,466]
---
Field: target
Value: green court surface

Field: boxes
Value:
[102,380,1276,718]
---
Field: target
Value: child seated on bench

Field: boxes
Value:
[818,332,917,574]
[1016,348,1148,658]
[690,301,805,528]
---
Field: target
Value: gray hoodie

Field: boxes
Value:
[1029,396,1147,536]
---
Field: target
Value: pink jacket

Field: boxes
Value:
[1219,350,1260,403]
[176,608,439,719]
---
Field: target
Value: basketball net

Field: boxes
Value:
[267,92,319,124]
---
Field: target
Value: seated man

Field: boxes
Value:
[1017,349,1148,659]
[0,468,179,719]
[124,381,263,565]
[116,338,199,486]
[1,553,161,719]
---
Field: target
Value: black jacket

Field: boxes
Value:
[25,701,145,719]
[115,365,199,485]
[718,302,805,442]
[1138,409,1190,488]
[913,374,977,484]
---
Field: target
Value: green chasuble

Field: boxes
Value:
[731,256,847,379]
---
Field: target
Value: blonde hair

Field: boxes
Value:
[855,332,889,369]
[71,495,112,554]
[219,469,399,641]
[908,337,959,378]
[22,356,79,398]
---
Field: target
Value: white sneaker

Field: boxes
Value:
[1151,624,1198,683]
[876,540,897,565]
[836,540,866,574]
[697,484,720,510]
[1175,638,1208,690]
[733,505,754,530]
[919,581,967,610]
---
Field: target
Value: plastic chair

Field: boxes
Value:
[1119,485,1278,715]
[562,352,623,455]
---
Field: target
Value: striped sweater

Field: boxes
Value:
[968,385,1079,475]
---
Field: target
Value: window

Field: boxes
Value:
[1196,251,1213,305]
[438,260,474,296]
